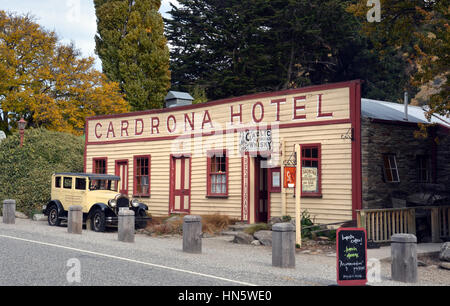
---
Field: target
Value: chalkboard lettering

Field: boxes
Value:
[337,228,367,286]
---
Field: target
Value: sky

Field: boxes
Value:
[0,0,179,70]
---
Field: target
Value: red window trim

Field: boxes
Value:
[300,143,322,198]
[206,149,229,197]
[92,157,108,174]
[133,155,151,197]
[268,167,281,193]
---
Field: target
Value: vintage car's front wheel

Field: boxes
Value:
[91,209,106,232]
[47,205,61,227]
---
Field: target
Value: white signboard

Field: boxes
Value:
[239,129,272,153]
[302,167,318,193]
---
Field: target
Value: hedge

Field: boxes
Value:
[0,128,84,216]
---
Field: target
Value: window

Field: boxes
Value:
[63,177,72,189]
[55,176,61,188]
[416,155,431,183]
[75,178,86,190]
[269,167,281,193]
[301,144,321,196]
[134,155,150,196]
[93,158,107,174]
[207,150,228,196]
[383,154,400,183]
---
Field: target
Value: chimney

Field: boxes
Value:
[404,91,408,121]
[164,91,194,108]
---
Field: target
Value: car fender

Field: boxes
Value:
[88,203,116,218]
[45,200,64,216]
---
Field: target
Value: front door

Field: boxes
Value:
[254,157,269,223]
[115,160,129,195]
[170,156,191,213]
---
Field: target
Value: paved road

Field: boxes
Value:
[0,219,448,286]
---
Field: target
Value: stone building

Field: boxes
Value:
[361,98,450,209]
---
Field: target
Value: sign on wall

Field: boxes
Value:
[283,167,296,188]
[239,129,272,153]
[336,228,367,286]
[302,167,318,193]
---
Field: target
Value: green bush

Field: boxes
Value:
[0,128,84,216]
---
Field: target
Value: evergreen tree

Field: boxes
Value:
[94,0,171,110]
[165,0,411,102]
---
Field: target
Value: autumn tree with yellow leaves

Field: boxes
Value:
[0,11,129,136]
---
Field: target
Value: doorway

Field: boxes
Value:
[169,155,191,213]
[115,160,129,195]
[254,156,269,223]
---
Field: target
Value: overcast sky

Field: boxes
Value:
[0,0,178,69]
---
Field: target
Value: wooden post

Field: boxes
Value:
[281,139,286,217]
[295,144,301,247]
[272,223,295,268]
[2,199,16,224]
[391,234,417,283]
[118,210,135,243]
[68,205,83,234]
[431,207,440,243]
[407,208,416,235]
[183,215,202,253]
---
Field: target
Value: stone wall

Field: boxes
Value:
[361,118,449,209]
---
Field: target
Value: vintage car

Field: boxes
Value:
[43,173,150,232]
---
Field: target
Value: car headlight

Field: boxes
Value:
[131,198,139,208]
[108,199,117,207]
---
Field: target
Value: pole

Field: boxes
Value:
[295,144,302,247]
[281,139,286,217]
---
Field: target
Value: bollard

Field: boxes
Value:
[183,215,202,254]
[391,233,417,283]
[68,206,83,234]
[272,223,295,268]
[2,199,16,224]
[118,209,135,243]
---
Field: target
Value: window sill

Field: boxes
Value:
[206,195,229,199]
[293,194,322,198]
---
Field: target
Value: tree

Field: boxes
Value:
[94,0,171,111]
[165,0,411,102]
[0,11,129,136]
[348,0,449,118]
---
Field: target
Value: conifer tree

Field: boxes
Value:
[94,0,171,110]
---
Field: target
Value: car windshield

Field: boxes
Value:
[89,179,117,191]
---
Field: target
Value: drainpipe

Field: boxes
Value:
[404,91,408,121]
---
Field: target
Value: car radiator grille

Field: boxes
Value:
[117,196,129,208]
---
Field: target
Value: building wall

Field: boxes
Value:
[85,81,361,224]
[361,117,449,209]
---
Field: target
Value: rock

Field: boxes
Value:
[251,240,261,246]
[439,242,450,262]
[253,230,272,246]
[439,262,450,270]
[300,250,311,254]
[268,217,282,225]
[32,214,47,221]
[202,232,215,238]
[417,261,427,267]
[232,232,254,244]
[15,211,28,219]
[164,215,183,223]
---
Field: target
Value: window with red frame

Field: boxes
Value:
[207,151,228,196]
[93,158,107,174]
[301,145,321,196]
[134,156,150,196]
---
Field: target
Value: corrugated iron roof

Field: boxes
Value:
[164,91,194,101]
[361,98,450,128]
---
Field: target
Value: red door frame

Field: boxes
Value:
[254,156,270,223]
[169,154,192,214]
[115,160,129,195]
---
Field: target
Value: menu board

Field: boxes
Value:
[336,228,367,286]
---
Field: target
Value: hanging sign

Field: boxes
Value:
[283,167,296,188]
[239,129,272,153]
[336,228,367,286]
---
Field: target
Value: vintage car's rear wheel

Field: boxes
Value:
[91,209,106,232]
[47,205,61,227]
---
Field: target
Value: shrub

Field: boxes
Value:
[202,213,235,234]
[0,128,84,216]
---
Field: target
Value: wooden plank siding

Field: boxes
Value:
[85,81,361,224]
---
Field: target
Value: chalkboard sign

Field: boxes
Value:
[336,228,367,286]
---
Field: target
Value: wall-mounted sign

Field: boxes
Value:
[302,167,318,193]
[239,129,272,153]
[336,228,367,286]
[284,167,296,188]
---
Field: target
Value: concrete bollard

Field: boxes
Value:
[118,209,135,243]
[2,199,16,224]
[391,233,418,283]
[272,223,295,268]
[183,215,202,254]
[68,206,83,234]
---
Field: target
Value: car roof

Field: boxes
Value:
[54,173,121,180]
